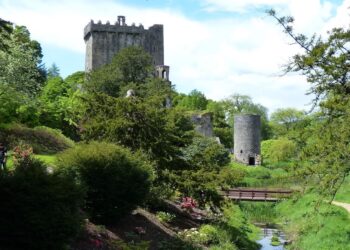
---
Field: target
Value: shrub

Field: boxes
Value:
[0,123,74,154]
[199,224,220,244]
[0,157,84,250]
[58,142,154,224]
[174,136,231,207]
[156,211,176,223]
[261,139,296,164]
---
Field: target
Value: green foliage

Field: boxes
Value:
[175,136,231,207]
[270,108,306,139]
[277,194,350,250]
[178,227,211,245]
[85,46,153,96]
[261,139,297,164]
[0,157,84,250]
[270,10,350,199]
[245,166,271,180]
[300,111,350,198]
[239,202,277,224]
[230,162,293,188]
[47,63,60,78]
[156,211,176,223]
[270,233,281,246]
[161,206,259,250]
[335,175,350,203]
[217,204,260,250]
[0,22,46,125]
[199,224,220,244]
[0,24,45,97]
[0,18,12,51]
[182,136,230,168]
[176,89,208,111]
[80,91,194,182]
[57,142,154,224]
[38,72,84,138]
[39,76,69,128]
[0,124,74,154]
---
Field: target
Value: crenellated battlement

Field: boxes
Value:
[84,16,162,41]
[84,15,165,72]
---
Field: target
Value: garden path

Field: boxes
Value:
[332,201,350,213]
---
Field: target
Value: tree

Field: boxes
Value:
[47,63,60,78]
[270,108,306,138]
[39,76,69,130]
[269,9,350,199]
[0,18,12,51]
[174,136,235,208]
[84,46,153,97]
[58,142,154,224]
[0,22,46,125]
[176,89,208,111]
[261,138,297,164]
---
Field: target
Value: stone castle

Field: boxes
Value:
[83,16,261,166]
[84,15,169,80]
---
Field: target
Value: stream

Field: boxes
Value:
[256,227,286,250]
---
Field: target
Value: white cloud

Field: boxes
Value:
[202,0,290,13]
[0,0,347,113]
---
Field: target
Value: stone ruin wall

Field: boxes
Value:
[190,113,214,137]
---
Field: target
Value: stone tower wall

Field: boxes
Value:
[191,113,214,137]
[84,18,164,71]
[234,114,261,165]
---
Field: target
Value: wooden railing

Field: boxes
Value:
[222,188,293,202]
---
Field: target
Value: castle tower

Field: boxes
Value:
[84,16,166,72]
[234,114,261,166]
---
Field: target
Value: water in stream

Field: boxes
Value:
[257,227,286,250]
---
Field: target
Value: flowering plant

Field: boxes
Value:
[180,197,197,211]
[12,143,33,168]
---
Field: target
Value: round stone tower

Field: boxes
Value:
[234,114,261,166]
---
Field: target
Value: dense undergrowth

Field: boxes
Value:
[0,123,74,154]
[232,161,350,250]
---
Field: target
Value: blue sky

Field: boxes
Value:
[1,0,350,113]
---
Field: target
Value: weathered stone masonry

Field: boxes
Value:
[84,16,165,72]
[234,114,261,166]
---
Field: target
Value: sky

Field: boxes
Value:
[1,0,350,114]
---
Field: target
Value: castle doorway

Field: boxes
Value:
[248,157,255,166]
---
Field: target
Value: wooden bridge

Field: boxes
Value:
[222,188,293,202]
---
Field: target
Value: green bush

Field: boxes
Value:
[0,157,84,250]
[261,139,296,164]
[174,136,231,207]
[58,142,154,224]
[199,224,220,244]
[156,211,176,223]
[0,123,74,154]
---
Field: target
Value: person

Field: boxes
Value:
[0,143,7,171]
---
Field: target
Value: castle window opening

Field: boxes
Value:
[240,150,243,154]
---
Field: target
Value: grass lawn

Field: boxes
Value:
[335,175,350,203]
[5,153,57,170]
